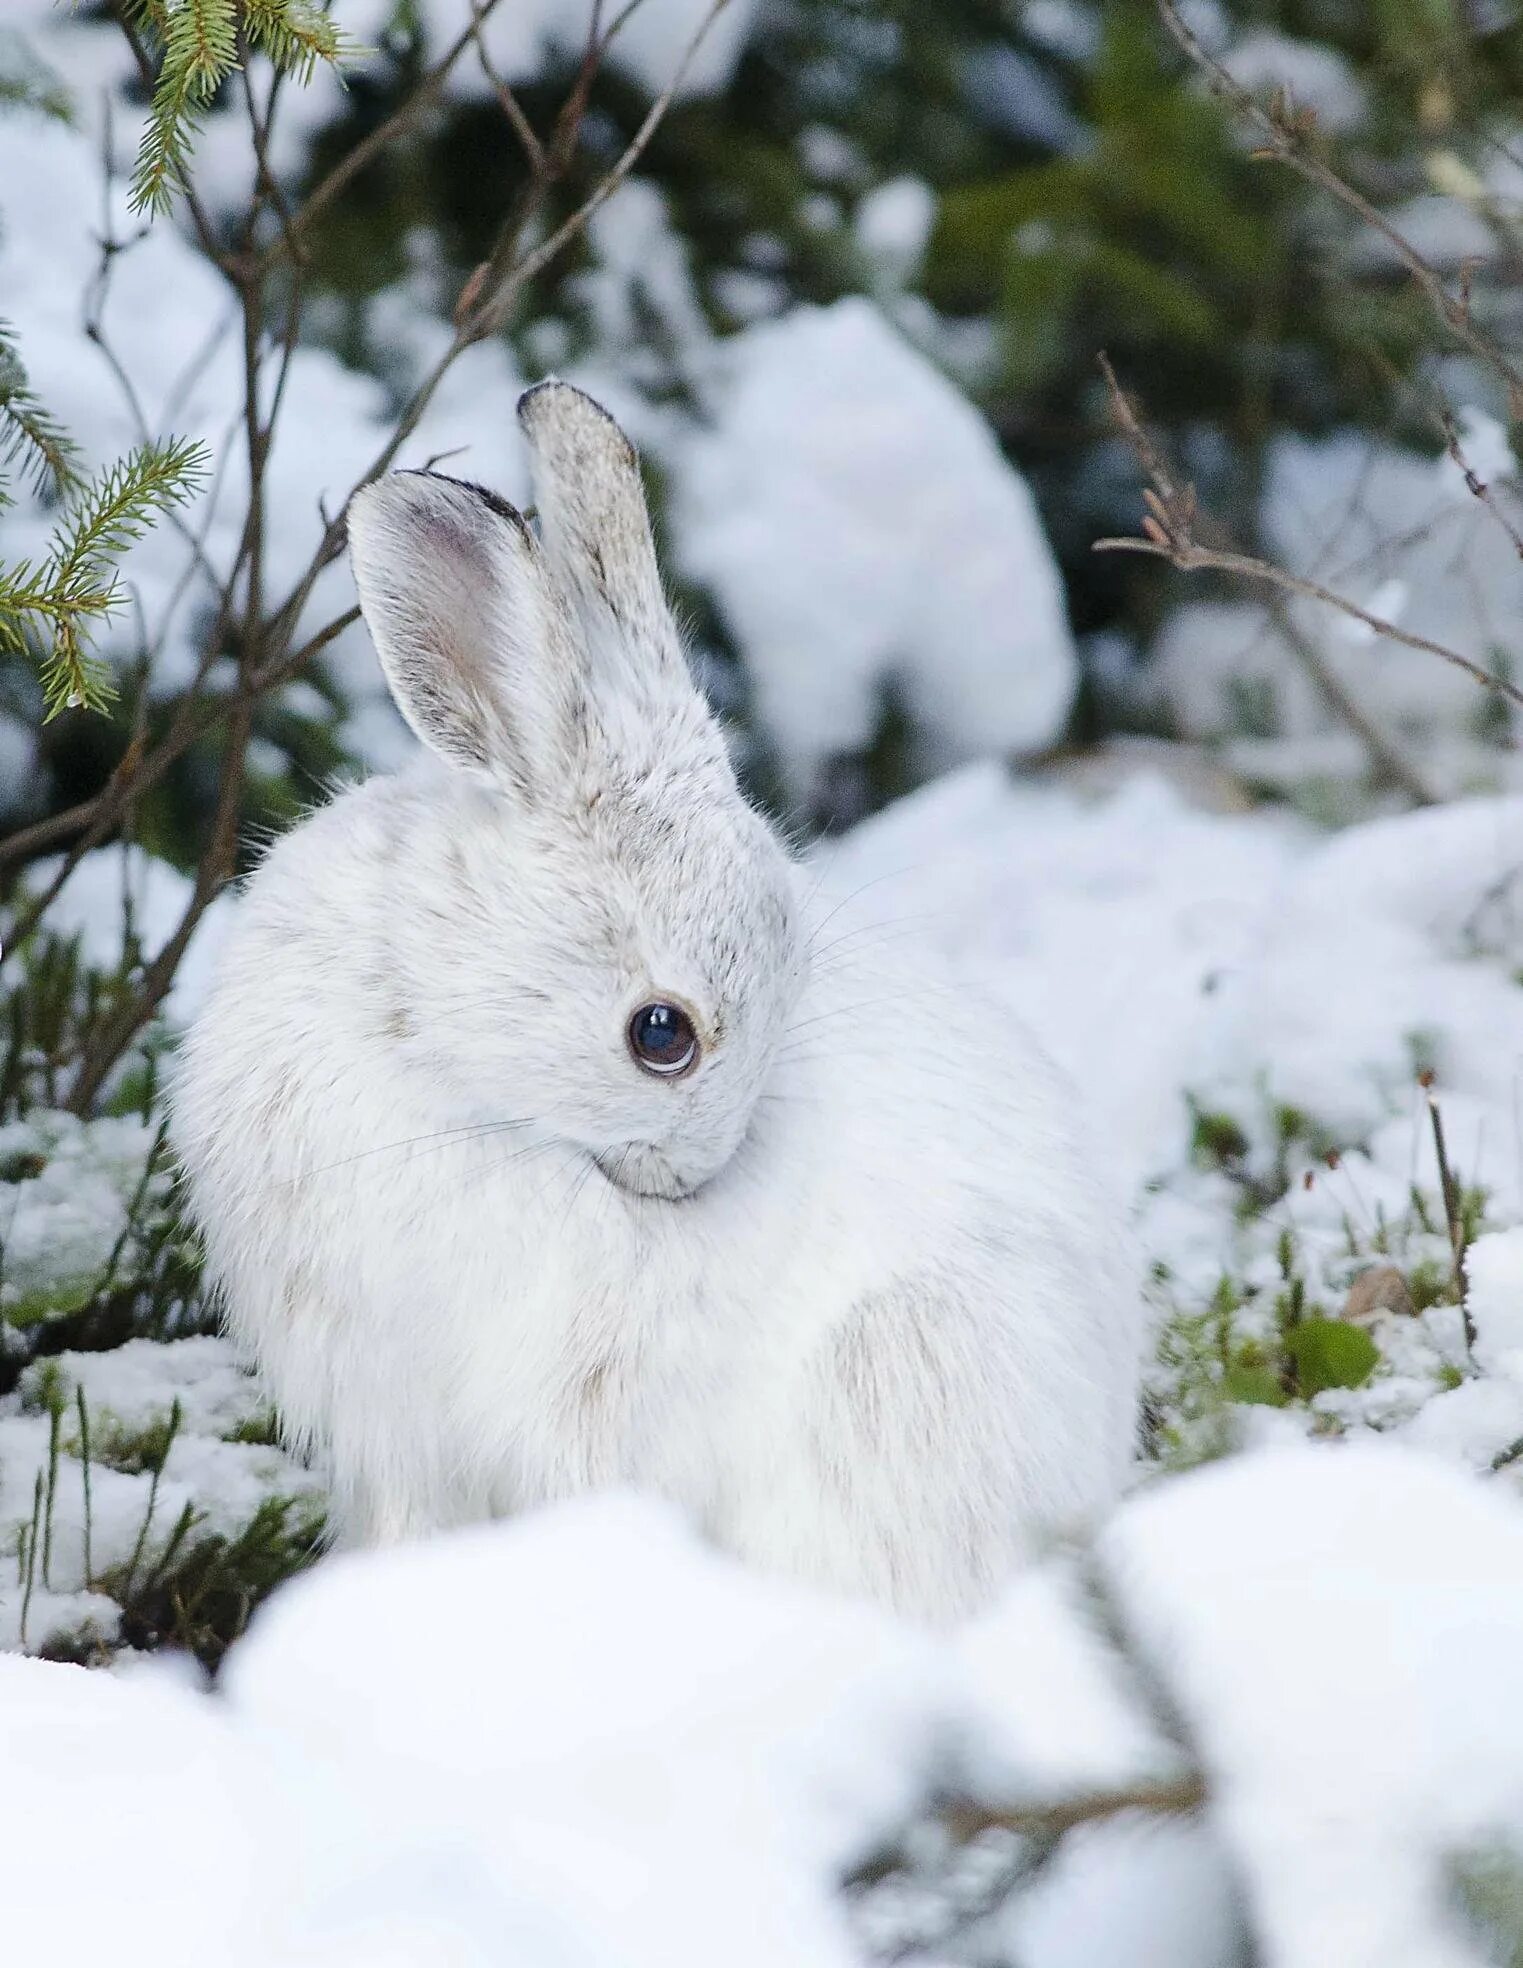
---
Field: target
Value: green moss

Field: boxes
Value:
[3,1273,98,1329]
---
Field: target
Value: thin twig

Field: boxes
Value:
[1439,409,1523,561]
[936,1773,1207,1849]
[469,0,545,173]
[266,0,513,263]
[1098,530,1523,715]
[466,0,733,341]
[1266,594,1439,805]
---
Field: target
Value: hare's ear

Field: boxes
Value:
[516,382,692,709]
[346,472,582,799]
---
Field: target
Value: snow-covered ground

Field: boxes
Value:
[7,1445,1523,1966]
[7,761,1523,1651]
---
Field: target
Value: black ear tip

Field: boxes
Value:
[354,469,529,538]
[517,378,634,460]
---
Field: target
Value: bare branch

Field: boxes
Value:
[1096,355,1523,721]
[469,0,545,174]
[1439,410,1523,562]
[1099,531,1523,716]
[463,0,733,342]
[1266,595,1439,808]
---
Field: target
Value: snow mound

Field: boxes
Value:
[1102,1443,1523,1968]
[5,1451,1523,1964]
[676,299,1079,812]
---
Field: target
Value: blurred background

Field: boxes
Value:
[7,0,1523,869]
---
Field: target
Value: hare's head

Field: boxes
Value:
[345,382,803,1199]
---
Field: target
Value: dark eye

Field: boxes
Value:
[627,1001,699,1078]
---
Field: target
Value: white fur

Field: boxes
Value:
[174,381,1142,1622]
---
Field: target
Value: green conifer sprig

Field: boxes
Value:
[128,0,361,214]
[242,0,349,84]
[0,436,208,719]
[0,322,84,506]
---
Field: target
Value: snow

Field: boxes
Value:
[853,177,936,286]
[0,1111,155,1319]
[675,299,1079,812]
[811,761,1307,1186]
[1219,29,1367,135]
[227,1498,954,1968]
[7,1445,1523,1964]
[0,1331,318,1655]
[1466,1228,1523,1381]
[1100,1444,1523,1968]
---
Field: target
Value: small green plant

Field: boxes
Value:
[106,1493,325,1668]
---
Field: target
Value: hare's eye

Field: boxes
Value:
[628,1002,699,1079]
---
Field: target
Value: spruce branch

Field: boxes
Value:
[0,438,208,720]
[243,0,357,84]
[127,0,361,215]
[129,0,237,214]
[0,321,84,504]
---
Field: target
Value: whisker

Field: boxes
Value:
[803,862,928,952]
[296,1117,537,1181]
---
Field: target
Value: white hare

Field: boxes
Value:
[174,381,1142,1621]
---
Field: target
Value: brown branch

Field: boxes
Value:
[938,1773,1207,1849]
[1440,409,1523,562]
[1099,531,1523,715]
[469,0,545,174]
[1095,356,1523,720]
[1096,356,1485,790]
[464,0,733,342]
[1266,595,1439,806]
[1156,0,1523,419]
[843,1774,1207,1904]
[267,0,512,264]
